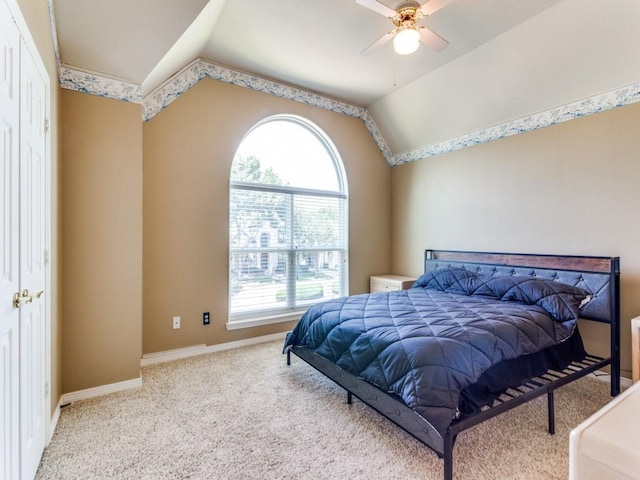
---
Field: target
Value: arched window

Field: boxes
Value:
[228,115,348,327]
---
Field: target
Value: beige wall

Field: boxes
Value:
[391,101,640,378]
[61,90,143,391]
[16,0,62,415]
[16,0,635,402]
[143,78,391,354]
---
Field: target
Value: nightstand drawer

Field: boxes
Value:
[370,275,416,293]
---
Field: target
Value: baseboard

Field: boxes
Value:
[141,331,287,366]
[590,371,633,390]
[60,376,143,405]
[140,343,208,366]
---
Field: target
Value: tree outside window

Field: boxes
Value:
[228,116,348,321]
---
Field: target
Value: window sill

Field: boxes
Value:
[226,311,305,330]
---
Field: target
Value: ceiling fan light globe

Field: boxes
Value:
[393,28,420,55]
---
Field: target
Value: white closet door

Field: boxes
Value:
[1,2,48,478]
[19,37,47,480]
[0,2,21,478]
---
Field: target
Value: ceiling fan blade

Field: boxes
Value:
[419,0,457,16]
[356,0,397,18]
[418,26,449,52]
[361,31,395,56]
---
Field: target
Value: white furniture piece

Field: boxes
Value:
[569,380,640,480]
[369,274,416,293]
[632,316,640,383]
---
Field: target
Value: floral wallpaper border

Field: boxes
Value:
[58,58,640,167]
[144,59,396,162]
[143,59,365,119]
[59,66,142,103]
[392,80,640,166]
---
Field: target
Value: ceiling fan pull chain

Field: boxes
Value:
[393,53,397,87]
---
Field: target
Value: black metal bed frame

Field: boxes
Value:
[286,250,621,480]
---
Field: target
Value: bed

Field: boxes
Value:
[283,250,620,480]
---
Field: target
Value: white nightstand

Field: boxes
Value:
[569,381,640,480]
[370,274,416,293]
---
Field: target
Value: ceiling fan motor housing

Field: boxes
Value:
[393,1,424,27]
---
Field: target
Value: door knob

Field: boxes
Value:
[12,289,44,309]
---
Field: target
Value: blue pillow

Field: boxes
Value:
[414,267,478,291]
[416,269,591,322]
[463,275,591,322]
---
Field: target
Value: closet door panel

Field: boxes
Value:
[19,37,47,480]
[0,0,20,479]
[0,2,21,478]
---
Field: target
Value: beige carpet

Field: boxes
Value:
[37,341,613,480]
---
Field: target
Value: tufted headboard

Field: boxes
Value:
[424,250,620,324]
[424,249,621,391]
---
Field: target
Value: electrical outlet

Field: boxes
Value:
[172,316,180,329]
[203,312,210,325]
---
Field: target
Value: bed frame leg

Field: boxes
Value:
[611,371,620,397]
[287,349,291,366]
[547,389,555,435]
[611,331,621,396]
[611,262,621,397]
[443,431,454,480]
[347,391,353,405]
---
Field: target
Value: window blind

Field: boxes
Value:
[229,183,346,319]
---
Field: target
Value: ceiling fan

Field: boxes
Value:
[356,0,455,56]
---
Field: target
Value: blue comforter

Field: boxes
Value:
[284,268,589,434]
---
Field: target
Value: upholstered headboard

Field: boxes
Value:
[424,250,620,325]
[423,249,621,393]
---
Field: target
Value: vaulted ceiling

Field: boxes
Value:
[52,0,640,162]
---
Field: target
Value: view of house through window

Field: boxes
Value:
[229,115,348,325]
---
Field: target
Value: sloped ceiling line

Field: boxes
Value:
[144,59,394,163]
[361,109,394,161]
[393,80,640,166]
[145,59,363,120]
[143,59,204,119]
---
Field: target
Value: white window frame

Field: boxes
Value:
[227,115,348,330]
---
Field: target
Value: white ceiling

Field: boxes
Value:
[52,0,640,157]
[199,0,567,106]
[54,0,210,84]
[53,0,563,104]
